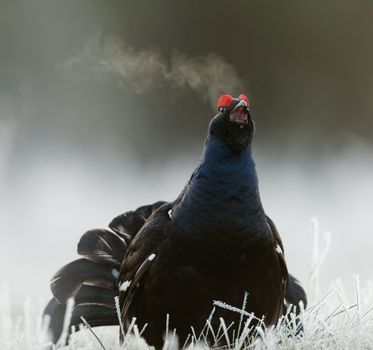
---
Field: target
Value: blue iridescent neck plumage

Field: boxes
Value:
[172,137,267,235]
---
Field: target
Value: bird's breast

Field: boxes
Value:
[172,174,268,238]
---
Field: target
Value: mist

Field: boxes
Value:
[60,33,244,105]
[1,0,373,310]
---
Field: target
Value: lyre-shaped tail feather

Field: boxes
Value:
[43,201,167,344]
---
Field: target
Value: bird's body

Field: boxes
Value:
[44,94,306,349]
[118,133,286,347]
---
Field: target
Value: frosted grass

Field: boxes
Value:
[2,281,373,350]
[1,220,373,349]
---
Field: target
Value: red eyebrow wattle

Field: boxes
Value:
[239,94,250,107]
[217,94,234,109]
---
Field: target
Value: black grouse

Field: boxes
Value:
[44,94,307,348]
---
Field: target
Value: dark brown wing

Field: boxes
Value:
[118,202,173,329]
[109,201,167,242]
[266,215,289,320]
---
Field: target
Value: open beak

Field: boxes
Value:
[229,100,249,125]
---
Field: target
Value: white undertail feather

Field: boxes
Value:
[111,269,119,279]
[148,253,156,261]
[275,244,283,254]
[119,280,132,292]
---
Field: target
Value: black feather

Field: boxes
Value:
[51,259,117,303]
[77,229,126,267]
[43,298,67,343]
[74,284,116,309]
[287,274,308,310]
[70,304,117,328]
[43,297,118,344]
[283,274,307,335]
[109,201,166,240]
[136,201,166,219]
[44,201,167,345]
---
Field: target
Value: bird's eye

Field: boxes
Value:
[219,107,226,112]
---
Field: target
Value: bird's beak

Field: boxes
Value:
[232,100,248,111]
[229,100,249,125]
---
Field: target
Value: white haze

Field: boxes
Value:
[59,33,245,105]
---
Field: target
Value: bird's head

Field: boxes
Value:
[208,94,254,153]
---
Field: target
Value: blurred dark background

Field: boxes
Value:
[1,0,373,305]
